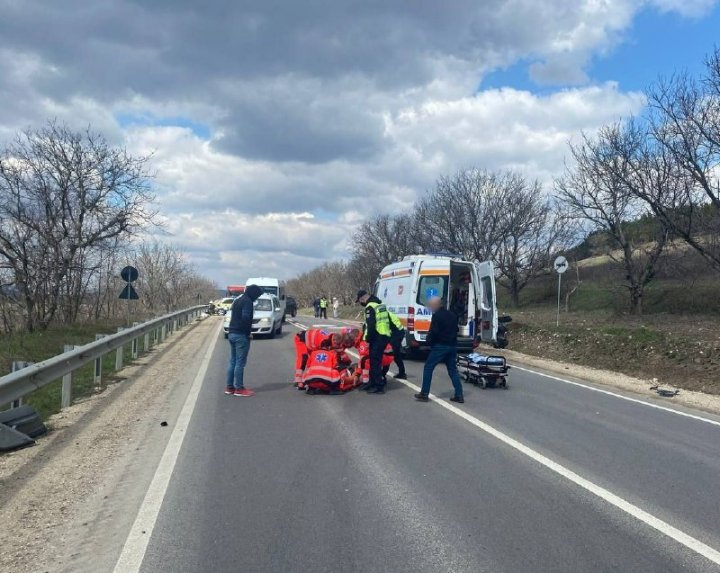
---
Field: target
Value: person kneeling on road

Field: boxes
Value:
[225,284,263,397]
[415,296,464,404]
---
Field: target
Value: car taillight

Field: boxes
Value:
[407,306,415,332]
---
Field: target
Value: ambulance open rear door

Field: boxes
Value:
[476,260,497,344]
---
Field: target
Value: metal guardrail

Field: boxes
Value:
[0,305,207,409]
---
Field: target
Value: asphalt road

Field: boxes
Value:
[127,315,720,573]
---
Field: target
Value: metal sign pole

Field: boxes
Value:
[556,272,562,328]
[554,255,568,328]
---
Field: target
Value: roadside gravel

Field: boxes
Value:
[0,316,217,573]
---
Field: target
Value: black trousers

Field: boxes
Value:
[369,335,390,388]
[320,308,327,319]
[390,329,406,375]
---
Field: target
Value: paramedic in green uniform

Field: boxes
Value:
[356,289,391,394]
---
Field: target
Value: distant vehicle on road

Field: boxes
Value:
[246,277,287,321]
[223,294,283,339]
[226,285,245,297]
[285,296,298,317]
[216,297,235,315]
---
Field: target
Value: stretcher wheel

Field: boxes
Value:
[480,378,488,389]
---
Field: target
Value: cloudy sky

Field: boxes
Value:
[1,0,719,287]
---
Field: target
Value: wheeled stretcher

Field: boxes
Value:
[457,353,509,389]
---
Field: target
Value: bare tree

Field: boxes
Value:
[495,176,577,307]
[644,48,720,270]
[556,123,669,315]
[0,121,156,330]
[414,169,511,262]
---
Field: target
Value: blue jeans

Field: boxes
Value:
[226,333,251,389]
[421,345,463,398]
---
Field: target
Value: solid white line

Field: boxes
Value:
[393,376,720,566]
[113,325,222,573]
[511,364,720,428]
[289,319,720,563]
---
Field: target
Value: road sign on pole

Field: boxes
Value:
[554,256,568,327]
[119,265,139,326]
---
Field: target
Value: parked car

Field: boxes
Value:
[223,294,283,339]
[216,297,235,315]
[285,296,298,317]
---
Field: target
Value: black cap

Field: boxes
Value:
[355,289,368,303]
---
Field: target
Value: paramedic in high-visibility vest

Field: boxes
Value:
[356,289,391,394]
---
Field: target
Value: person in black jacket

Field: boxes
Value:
[225,284,263,397]
[415,296,464,404]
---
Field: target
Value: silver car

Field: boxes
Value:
[223,294,283,338]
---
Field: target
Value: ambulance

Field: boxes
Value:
[373,254,498,352]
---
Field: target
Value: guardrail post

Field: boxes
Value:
[94,335,107,387]
[115,327,125,370]
[144,331,150,353]
[173,319,178,333]
[132,322,140,359]
[10,361,34,408]
[61,345,75,409]
[161,323,167,341]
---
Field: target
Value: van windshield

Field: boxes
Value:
[416,276,448,307]
[256,286,278,296]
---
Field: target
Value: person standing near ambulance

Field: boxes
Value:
[388,311,407,379]
[356,289,391,394]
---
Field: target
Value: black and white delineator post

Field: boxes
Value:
[554,256,568,327]
[119,265,139,326]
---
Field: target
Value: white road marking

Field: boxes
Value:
[511,364,720,428]
[113,325,223,573]
[393,376,720,566]
[280,318,720,565]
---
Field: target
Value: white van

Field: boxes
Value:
[246,277,287,320]
[373,254,498,352]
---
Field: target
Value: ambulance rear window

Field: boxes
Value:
[416,276,447,307]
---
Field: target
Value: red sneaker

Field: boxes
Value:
[234,388,255,397]
[224,386,234,395]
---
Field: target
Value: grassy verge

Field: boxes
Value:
[505,308,720,395]
[1,320,158,421]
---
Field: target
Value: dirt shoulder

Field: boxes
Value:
[506,308,720,396]
[0,315,218,573]
[492,347,720,418]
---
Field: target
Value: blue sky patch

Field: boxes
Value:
[115,113,211,139]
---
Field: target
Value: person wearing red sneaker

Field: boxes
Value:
[225,284,263,397]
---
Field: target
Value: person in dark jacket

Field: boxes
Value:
[415,296,464,404]
[356,289,391,394]
[225,284,263,397]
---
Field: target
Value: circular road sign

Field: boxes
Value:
[554,256,569,274]
[120,265,139,283]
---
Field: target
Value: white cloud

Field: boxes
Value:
[0,0,716,286]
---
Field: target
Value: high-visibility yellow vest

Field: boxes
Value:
[319,298,328,308]
[389,311,403,331]
[365,301,391,338]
